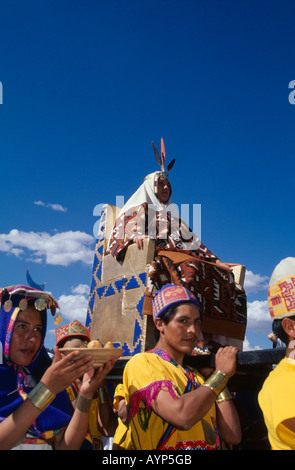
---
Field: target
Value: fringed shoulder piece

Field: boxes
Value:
[128,379,180,423]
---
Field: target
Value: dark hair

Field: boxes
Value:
[153,300,201,342]
[272,315,295,346]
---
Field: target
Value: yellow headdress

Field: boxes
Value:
[268,257,295,319]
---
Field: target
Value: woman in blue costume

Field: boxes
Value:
[0,285,115,450]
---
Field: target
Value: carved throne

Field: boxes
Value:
[86,204,246,358]
[86,204,156,357]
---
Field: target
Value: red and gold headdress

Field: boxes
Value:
[152,283,200,322]
[0,285,59,316]
[55,320,90,347]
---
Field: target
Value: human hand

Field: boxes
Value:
[214,346,238,378]
[215,259,232,272]
[268,332,278,344]
[134,235,150,250]
[79,357,119,400]
[41,346,95,395]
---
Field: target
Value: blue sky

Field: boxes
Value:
[0,0,294,350]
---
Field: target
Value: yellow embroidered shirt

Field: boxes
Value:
[258,357,295,450]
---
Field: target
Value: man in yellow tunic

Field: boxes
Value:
[122,284,241,450]
[259,257,295,450]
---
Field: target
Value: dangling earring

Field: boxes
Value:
[19,297,28,311]
[4,296,12,312]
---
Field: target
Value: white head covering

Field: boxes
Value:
[112,171,200,251]
[118,171,172,217]
[107,140,201,252]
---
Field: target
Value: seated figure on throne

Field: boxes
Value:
[107,139,247,350]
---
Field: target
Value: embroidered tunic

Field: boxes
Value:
[258,357,295,450]
[123,349,221,450]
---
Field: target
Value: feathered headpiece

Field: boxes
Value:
[151,138,176,178]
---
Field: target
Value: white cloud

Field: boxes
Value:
[244,270,269,294]
[0,229,95,266]
[246,300,272,334]
[57,291,89,323]
[71,284,90,296]
[243,336,262,351]
[10,247,24,257]
[47,285,90,341]
[34,200,67,213]
[57,284,90,323]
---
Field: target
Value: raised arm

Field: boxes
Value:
[0,347,96,450]
[151,347,241,444]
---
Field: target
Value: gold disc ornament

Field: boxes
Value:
[19,299,28,311]
[4,299,12,312]
[34,298,48,311]
[53,314,63,325]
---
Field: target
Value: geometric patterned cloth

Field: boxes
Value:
[268,257,295,319]
[146,251,247,340]
[152,283,200,322]
[86,204,149,356]
[108,202,247,341]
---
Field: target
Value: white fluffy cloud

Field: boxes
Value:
[71,284,91,296]
[243,336,262,351]
[57,284,90,323]
[244,270,269,294]
[0,229,95,266]
[246,300,272,334]
[47,285,90,341]
[34,200,67,213]
[243,301,273,350]
[242,270,272,345]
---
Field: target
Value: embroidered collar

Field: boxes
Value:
[147,348,179,367]
[147,348,199,389]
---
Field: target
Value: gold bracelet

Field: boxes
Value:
[27,382,55,411]
[216,386,233,403]
[76,393,93,413]
[202,370,228,396]
[97,386,109,405]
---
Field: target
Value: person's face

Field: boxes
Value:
[157,178,171,203]
[10,307,43,366]
[155,303,201,363]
